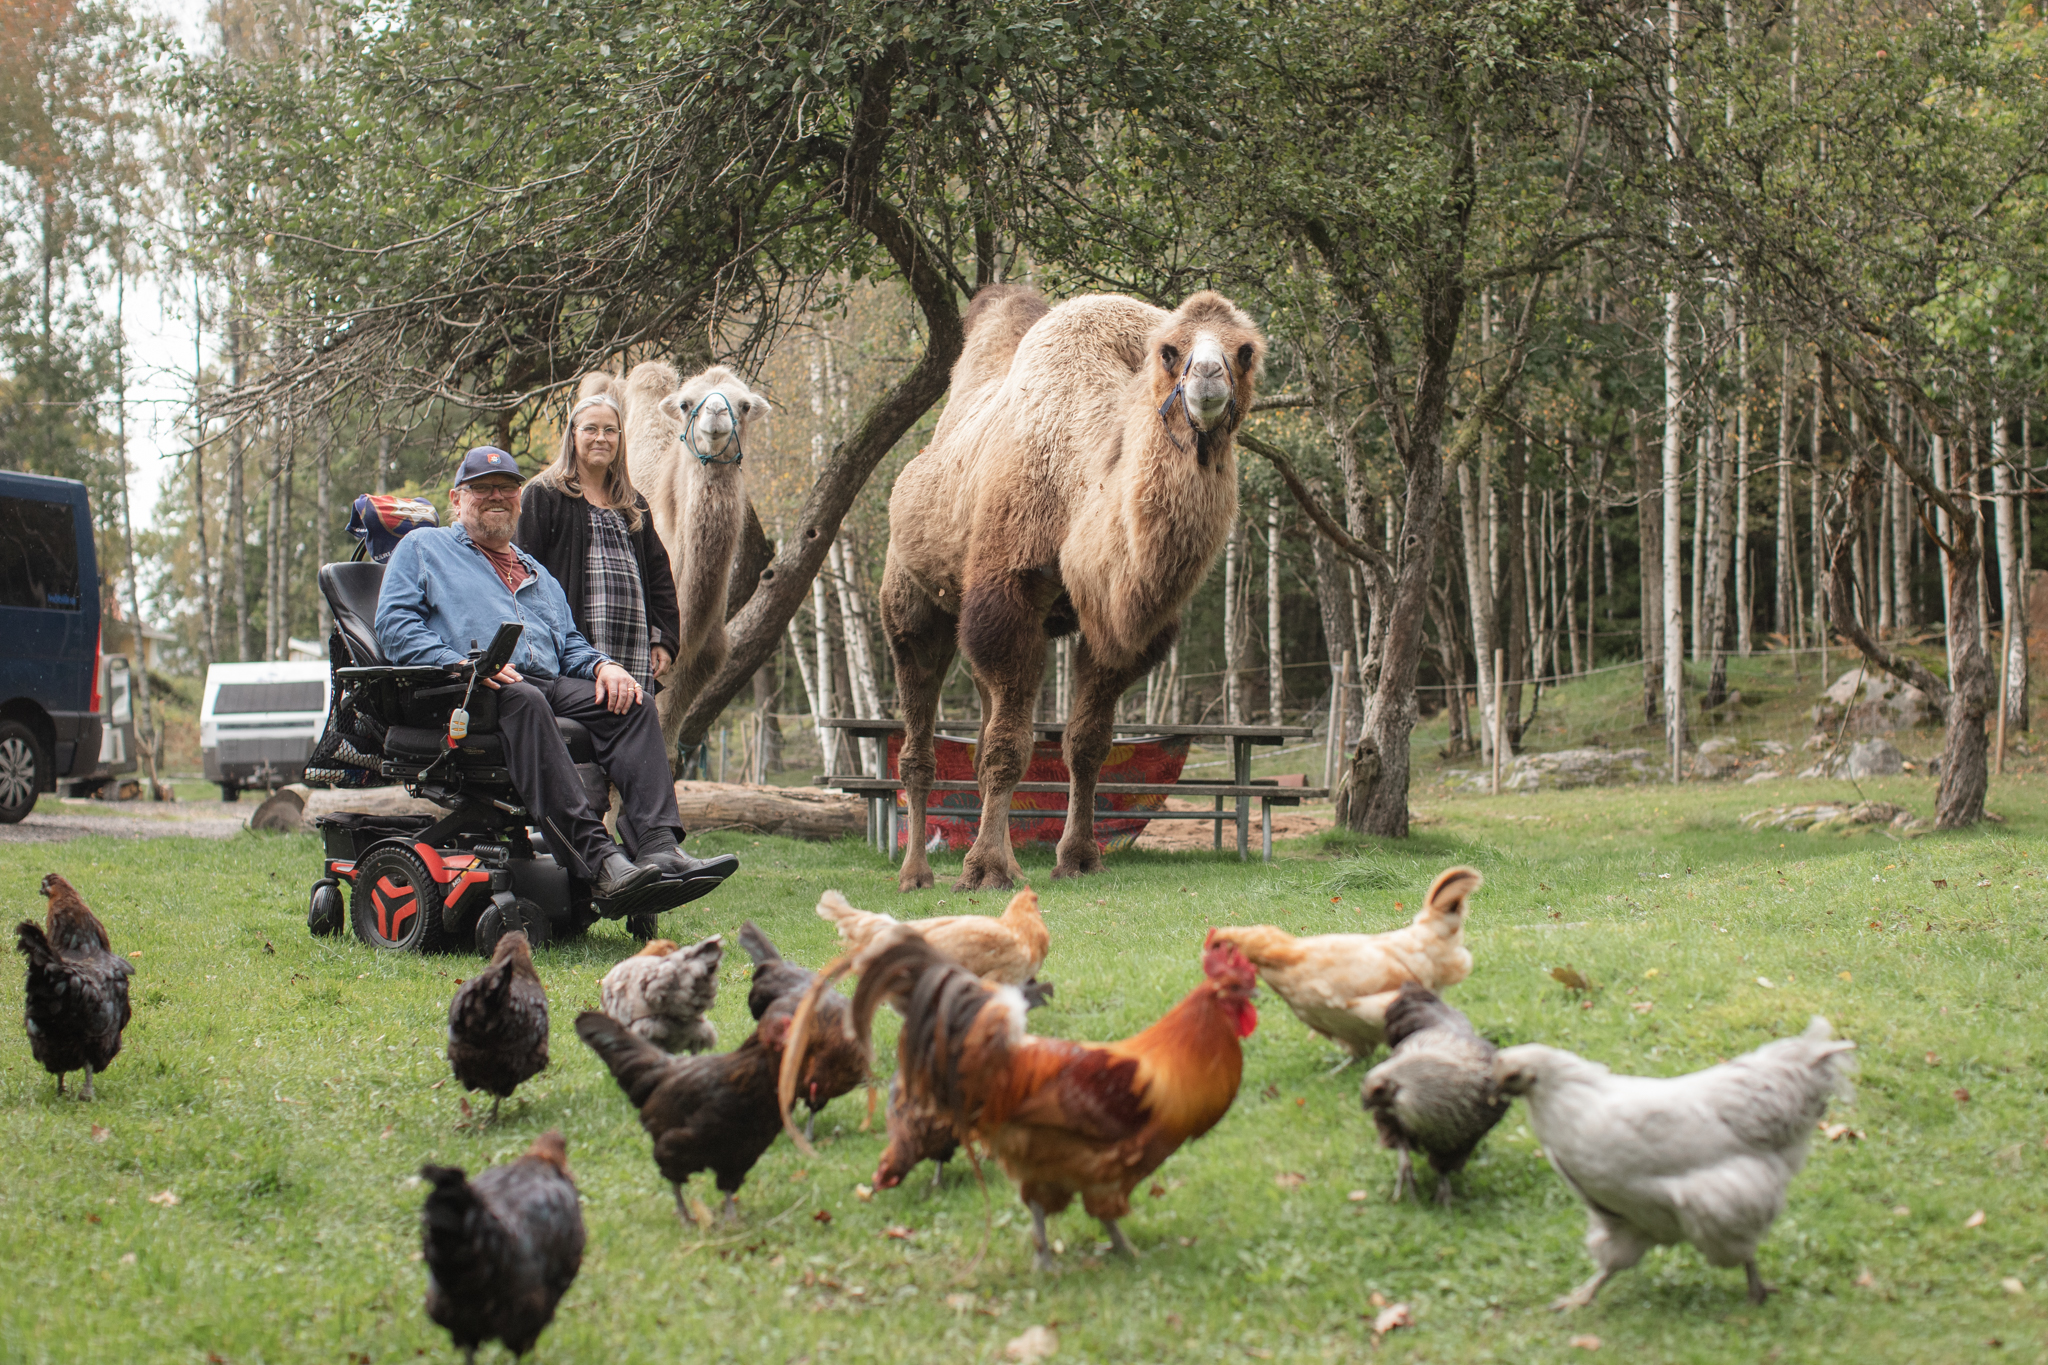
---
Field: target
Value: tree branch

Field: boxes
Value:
[1237,430,1394,600]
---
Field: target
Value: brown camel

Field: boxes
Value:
[624,361,771,771]
[882,284,1264,891]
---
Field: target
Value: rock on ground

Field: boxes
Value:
[1811,668,1933,734]
[1502,748,1660,792]
[1740,800,1928,835]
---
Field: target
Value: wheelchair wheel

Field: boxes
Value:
[476,898,551,957]
[350,844,448,953]
[307,879,345,937]
[627,911,661,943]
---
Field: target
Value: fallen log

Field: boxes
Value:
[256,779,862,842]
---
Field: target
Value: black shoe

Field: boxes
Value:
[594,851,662,901]
[644,850,740,883]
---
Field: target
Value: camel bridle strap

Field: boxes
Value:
[680,391,745,466]
[1156,350,1239,467]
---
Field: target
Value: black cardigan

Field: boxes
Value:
[515,480,681,657]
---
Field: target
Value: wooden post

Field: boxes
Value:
[1491,647,1506,795]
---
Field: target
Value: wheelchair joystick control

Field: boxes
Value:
[449,707,469,740]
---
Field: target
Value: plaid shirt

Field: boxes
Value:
[584,506,653,690]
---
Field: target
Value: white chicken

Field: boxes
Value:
[598,935,722,1053]
[1492,1017,1855,1310]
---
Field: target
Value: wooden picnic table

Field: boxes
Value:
[816,718,1324,863]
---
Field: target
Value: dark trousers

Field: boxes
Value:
[495,675,683,879]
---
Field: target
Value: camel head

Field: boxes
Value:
[1147,292,1264,442]
[661,364,770,466]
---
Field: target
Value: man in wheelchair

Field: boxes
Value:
[373,446,736,905]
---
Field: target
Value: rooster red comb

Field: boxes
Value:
[1200,933,1255,990]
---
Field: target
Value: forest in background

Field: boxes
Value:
[2,0,2043,832]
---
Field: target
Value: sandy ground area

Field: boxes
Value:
[1132,795,1332,850]
[0,798,246,844]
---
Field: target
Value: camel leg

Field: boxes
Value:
[955,575,1049,892]
[1053,627,1173,880]
[968,671,1022,884]
[882,564,956,891]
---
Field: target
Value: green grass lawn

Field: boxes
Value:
[3,766,2046,1364]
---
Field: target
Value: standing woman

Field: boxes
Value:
[517,372,680,695]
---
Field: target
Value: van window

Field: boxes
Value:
[0,494,82,610]
[214,681,327,714]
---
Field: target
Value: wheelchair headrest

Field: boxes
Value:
[319,561,387,666]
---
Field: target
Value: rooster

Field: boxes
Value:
[1494,1017,1856,1309]
[599,935,722,1053]
[1210,865,1479,1069]
[816,886,1049,986]
[1359,984,1509,1206]
[576,1005,793,1223]
[17,873,134,1100]
[874,1075,960,1192]
[798,930,1258,1268]
[736,921,865,1139]
[420,1128,585,1363]
[447,931,549,1122]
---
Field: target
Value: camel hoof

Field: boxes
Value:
[1050,856,1101,880]
[952,863,1015,892]
[898,865,936,892]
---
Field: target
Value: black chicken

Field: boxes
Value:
[1359,983,1510,1205]
[735,921,864,1138]
[17,873,134,1100]
[421,1128,585,1362]
[447,930,548,1122]
[576,1005,793,1223]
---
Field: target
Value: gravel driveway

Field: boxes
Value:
[0,799,248,844]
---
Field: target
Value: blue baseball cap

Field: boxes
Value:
[452,446,525,488]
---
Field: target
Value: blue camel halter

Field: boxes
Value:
[681,391,745,466]
[1156,348,1237,467]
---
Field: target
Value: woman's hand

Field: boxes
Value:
[594,661,643,714]
[650,645,673,679]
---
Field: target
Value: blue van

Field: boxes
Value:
[0,471,105,822]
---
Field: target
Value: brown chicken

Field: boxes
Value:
[16,873,134,1100]
[577,1005,793,1222]
[801,931,1258,1268]
[736,921,865,1138]
[874,1075,959,1192]
[421,1128,585,1363]
[816,886,1048,985]
[446,930,549,1121]
[1210,865,1479,1068]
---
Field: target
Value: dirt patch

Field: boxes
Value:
[1,799,246,844]
[1133,796,1332,850]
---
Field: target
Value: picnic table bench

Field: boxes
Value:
[817,718,1327,863]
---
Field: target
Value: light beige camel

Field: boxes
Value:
[624,361,770,770]
[882,284,1264,891]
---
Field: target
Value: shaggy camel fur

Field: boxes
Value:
[882,284,1264,891]
[624,361,770,770]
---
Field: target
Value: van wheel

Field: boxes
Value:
[0,721,44,824]
[349,844,448,953]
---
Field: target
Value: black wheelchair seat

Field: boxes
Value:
[321,562,388,667]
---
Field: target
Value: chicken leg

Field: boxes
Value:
[1434,1173,1454,1208]
[1551,1269,1611,1312]
[721,1193,741,1225]
[1027,1201,1056,1271]
[1745,1259,1771,1305]
[1389,1146,1416,1203]
[80,1064,95,1102]
[487,1095,503,1124]
[1100,1218,1137,1260]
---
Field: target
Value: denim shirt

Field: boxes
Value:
[374,522,609,680]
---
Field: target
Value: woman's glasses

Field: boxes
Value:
[576,424,621,439]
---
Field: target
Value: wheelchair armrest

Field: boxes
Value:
[336,664,457,685]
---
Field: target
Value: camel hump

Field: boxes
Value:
[949,285,1051,405]
[574,370,623,407]
[624,359,682,408]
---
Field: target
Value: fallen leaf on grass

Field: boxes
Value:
[1891,1206,1911,1217]
[148,1190,179,1206]
[262,940,274,954]
[1821,1123,1864,1142]
[1839,971,1852,981]
[1954,1088,1971,1103]
[946,1292,975,1313]
[1004,1324,1058,1362]
[812,1210,832,1225]
[1856,1270,1877,1288]
[883,1225,913,1240]
[685,1196,714,1229]
[1149,1183,1167,1198]
[1976,880,1992,888]
[1273,1172,1306,1190]
[1369,1291,1388,1309]
[1348,1190,1369,1202]
[1260,1083,1280,1101]
[1569,1335,1601,1350]
[430,1079,444,1090]
[1371,1302,1413,1338]
[2002,1278,2025,1295]
[126,951,141,959]
[1964,1210,1986,1228]
[1550,966,1593,993]
[1643,968,1660,979]
[90,1124,109,1142]
[854,1183,873,1202]
[1925,1052,1940,1065]
[1932,879,1948,889]
[1631,1001,1654,1015]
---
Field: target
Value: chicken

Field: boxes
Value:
[802,930,1258,1268]
[1359,984,1509,1205]
[576,1005,792,1223]
[420,1128,586,1363]
[446,930,549,1122]
[874,1075,959,1192]
[1492,1017,1856,1309]
[816,886,1049,986]
[1210,864,1479,1068]
[16,873,134,1100]
[735,921,865,1138]
[599,935,722,1053]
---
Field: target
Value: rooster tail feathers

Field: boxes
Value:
[573,1010,673,1108]
[1421,866,1482,925]
[777,954,861,1155]
[15,919,57,967]
[737,920,782,967]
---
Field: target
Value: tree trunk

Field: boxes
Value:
[1661,292,1688,771]
[1733,319,1752,656]
[1502,430,1530,747]
[751,660,782,780]
[1704,391,1735,709]
[229,321,249,662]
[1633,417,1662,725]
[1267,493,1284,723]
[1457,460,1496,763]
[1776,341,1797,641]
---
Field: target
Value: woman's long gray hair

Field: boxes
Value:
[531,371,644,530]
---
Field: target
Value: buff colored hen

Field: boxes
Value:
[815,886,1048,985]
[1208,865,1479,1068]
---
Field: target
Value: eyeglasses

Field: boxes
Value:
[462,484,523,501]
[576,424,621,439]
